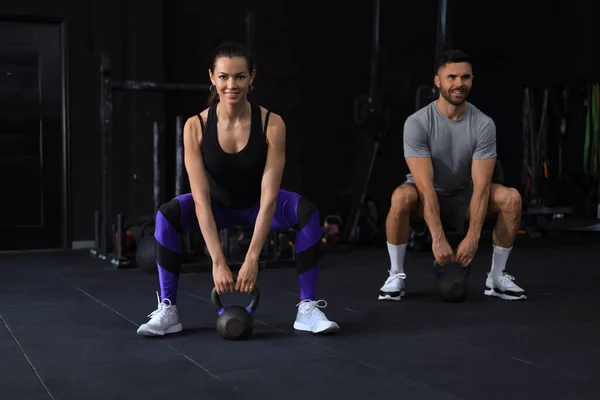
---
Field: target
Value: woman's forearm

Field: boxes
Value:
[246,200,277,261]
[195,203,226,267]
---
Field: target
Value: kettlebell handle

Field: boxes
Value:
[211,285,260,315]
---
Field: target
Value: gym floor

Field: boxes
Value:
[2,233,599,400]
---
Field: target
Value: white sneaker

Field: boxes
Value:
[137,292,183,336]
[293,300,340,334]
[485,272,527,300]
[378,271,406,300]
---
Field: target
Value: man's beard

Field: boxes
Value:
[440,87,469,106]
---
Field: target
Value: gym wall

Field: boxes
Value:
[0,0,164,250]
[1,0,598,250]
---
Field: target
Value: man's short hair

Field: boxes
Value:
[436,50,472,72]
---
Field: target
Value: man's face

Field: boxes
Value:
[434,62,473,106]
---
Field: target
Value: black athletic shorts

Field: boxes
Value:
[405,182,474,233]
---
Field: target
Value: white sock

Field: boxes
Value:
[491,244,512,277]
[387,242,407,274]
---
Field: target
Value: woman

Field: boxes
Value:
[137,42,339,336]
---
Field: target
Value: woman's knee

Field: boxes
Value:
[154,197,187,257]
[296,197,320,231]
[390,185,418,215]
[294,197,322,252]
[156,198,182,232]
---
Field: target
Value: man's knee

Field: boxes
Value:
[390,185,418,215]
[494,186,522,215]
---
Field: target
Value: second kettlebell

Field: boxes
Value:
[434,261,469,302]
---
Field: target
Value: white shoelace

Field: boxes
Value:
[386,271,406,283]
[147,291,172,319]
[296,299,328,318]
[498,274,519,289]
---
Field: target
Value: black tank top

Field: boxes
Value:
[198,102,270,209]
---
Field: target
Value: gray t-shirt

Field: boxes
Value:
[404,101,496,196]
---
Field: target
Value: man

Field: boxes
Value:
[378,50,526,302]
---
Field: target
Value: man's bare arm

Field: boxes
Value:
[467,158,496,240]
[468,119,497,241]
[405,157,446,243]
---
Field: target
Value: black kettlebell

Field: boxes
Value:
[211,286,260,340]
[433,261,469,302]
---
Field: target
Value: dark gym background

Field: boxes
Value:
[0,0,598,251]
